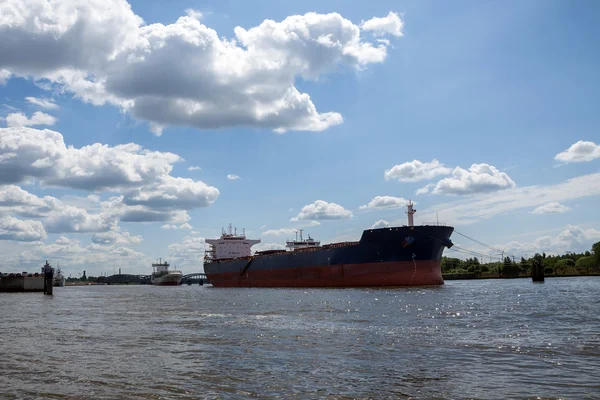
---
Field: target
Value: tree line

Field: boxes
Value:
[442,241,600,277]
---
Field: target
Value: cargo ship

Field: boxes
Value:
[204,202,454,287]
[150,259,183,286]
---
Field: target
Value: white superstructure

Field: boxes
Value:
[205,224,261,262]
[285,229,321,251]
[406,200,416,227]
[151,259,183,285]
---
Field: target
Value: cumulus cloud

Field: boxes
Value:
[371,219,390,229]
[0,127,219,216]
[0,215,47,241]
[555,140,600,163]
[531,202,572,215]
[503,225,600,257]
[5,111,57,127]
[188,166,201,171]
[359,196,410,210]
[91,229,142,245]
[0,1,402,134]
[432,164,515,195]
[384,159,451,183]
[168,236,208,267]
[291,200,353,221]
[227,174,241,180]
[25,97,59,110]
[102,196,191,224]
[360,11,404,37]
[123,176,219,210]
[0,185,115,234]
[185,9,203,20]
[0,69,11,84]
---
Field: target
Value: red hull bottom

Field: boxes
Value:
[207,260,444,288]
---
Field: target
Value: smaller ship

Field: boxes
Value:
[150,259,183,286]
[53,263,66,287]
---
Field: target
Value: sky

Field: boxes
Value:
[0,0,599,277]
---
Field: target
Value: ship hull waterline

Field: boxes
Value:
[205,225,454,288]
[206,260,443,288]
[150,273,183,286]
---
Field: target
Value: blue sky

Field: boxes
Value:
[1,0,599,277]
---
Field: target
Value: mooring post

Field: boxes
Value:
[531,255,544,283]
[43,260,54,295]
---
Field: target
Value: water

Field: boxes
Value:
[1,278,599,400]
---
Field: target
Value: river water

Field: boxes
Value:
[1,277,599,399]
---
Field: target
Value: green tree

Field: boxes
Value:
[592,241,600,264]
[575,256,595,275]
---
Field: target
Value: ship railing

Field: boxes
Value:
[322,241,359,250]
[421,222,448,226]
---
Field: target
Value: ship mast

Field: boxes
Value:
[406,200,416,227]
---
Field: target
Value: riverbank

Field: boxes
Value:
[443,272,600,280]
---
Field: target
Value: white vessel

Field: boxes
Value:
[53,263,66,287]
[150,259,183,286]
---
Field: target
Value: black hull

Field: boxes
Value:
[204,225,454,288]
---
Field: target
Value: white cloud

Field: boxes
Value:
[262,228,297,237]
[25,97,59,110]
[361,11,404,37]
[503,225,600,258]
[103,197,191,224]
[359,196,410,210]
[0,185,115,234]
[43,199,114,233]
[412,172,600,225]
[0,69,11,84]
[384,159,451,183]
[416,183,434,195]
[185,9,203,20]
[91,229,142,245]
[5,111,57,127]
[227,174,241,180]
[432,164,516,195]
[555,140,600,163]
[161,222,193,230]
[291,200,353,221]
[0,127,219,215]
[168,236,208,268]
[123,176,219,210]
[531,202,572,215]
[188,166,201,171]
[253,242,286,253]
[0,2,402,133]
[371,219,390,229]
[0,215,47,241]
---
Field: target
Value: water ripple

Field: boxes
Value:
[1,277,600,399]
